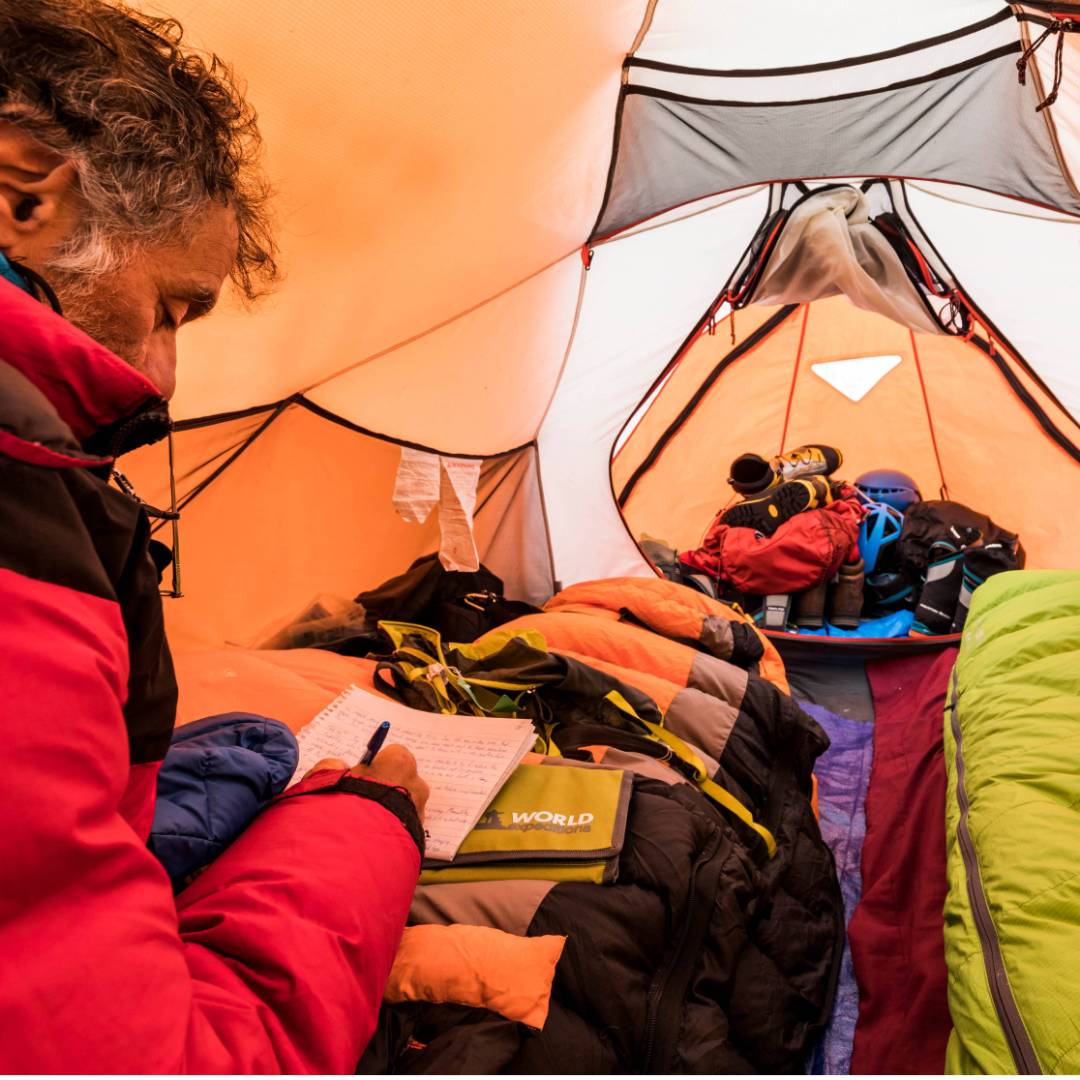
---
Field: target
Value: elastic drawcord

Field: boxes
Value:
[1017,19,1074,113]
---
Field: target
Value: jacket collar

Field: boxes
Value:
[0,277,170,456]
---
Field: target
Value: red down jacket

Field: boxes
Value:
[680,495,864,594]
[0,279,420,1072]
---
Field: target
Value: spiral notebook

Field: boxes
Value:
[292,685,536,861]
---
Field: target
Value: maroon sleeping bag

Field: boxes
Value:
[848,648,958,1074]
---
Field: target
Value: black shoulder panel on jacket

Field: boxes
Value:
[0,456,116,601]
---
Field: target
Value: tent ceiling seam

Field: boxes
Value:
[626,0,659,58]
[299,247,582,396]
[616,305,800,507]
[599,172,1080,245]
[593,185,767,247]
[533,262,590,439]
[156,399,540,529]
[588,81,629,242]
[909,329,951,499]
[627,7,1013,78]
[905,180,1080,221]
[623,41,1022,108]
[778,305,810,455]
[174,428,267,486]
[175,392,540,457]
[150,399,291,535]
[294,397,537,460]
[173,401,282,432]
[531,442,560,591]
[968,335,1080,459]
[898,185,1080,421]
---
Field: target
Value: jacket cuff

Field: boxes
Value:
[730,621,766,668]
[288,771,425,858]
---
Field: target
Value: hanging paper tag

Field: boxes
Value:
[392,448,481,572]
[438,457,481,572]
[392,447,441,524]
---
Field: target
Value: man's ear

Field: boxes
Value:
[0,124,80,257]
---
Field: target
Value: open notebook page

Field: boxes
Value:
[292,685,536,861]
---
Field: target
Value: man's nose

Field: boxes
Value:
[145,333,178,400]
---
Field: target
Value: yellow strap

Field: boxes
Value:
[604,689,641,720]
[451,627,549,659]
[463,676,546,692]
[390,658,458,714]
[379,621,450,664]
[543,723,562,758]
[602,692,776,858]
[643,720,777,857]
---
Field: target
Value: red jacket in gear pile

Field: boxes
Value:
[680,493,864,595]
[0,279,421,1073]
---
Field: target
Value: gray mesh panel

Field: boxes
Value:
[594,50,1080,239]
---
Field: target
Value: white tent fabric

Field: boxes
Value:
[131,1,1080,648]
[633,0,1004,69]
[539,188,769,587]
[904,182,1080,415]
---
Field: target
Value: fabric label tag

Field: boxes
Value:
[392,448,481,572]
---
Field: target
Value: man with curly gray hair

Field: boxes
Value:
[0,0,276,392]
[0,2,429,1072]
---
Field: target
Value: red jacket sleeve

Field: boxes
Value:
[0,567,419,1073]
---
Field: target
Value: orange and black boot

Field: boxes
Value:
[728,444,843,496]
[720,475,832,536]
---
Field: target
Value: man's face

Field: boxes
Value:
[0,123,238,401]
[48,203,239,401]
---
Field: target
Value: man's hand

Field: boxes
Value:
[304,745,430,821]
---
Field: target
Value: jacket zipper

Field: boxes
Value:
[641,832,722,1072]
[948,670,1041,1074]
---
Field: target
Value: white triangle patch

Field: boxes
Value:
[810,355,902,402]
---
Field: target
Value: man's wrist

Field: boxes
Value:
[322,774,426,858]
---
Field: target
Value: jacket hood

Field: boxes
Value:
[0,277,170,458]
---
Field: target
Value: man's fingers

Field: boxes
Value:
[296,749,431,824]
[368,743,417,774]
[349,744,430,822]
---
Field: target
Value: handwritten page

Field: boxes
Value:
[292,686,536,861]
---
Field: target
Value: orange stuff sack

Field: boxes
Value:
[385,924,567,1030]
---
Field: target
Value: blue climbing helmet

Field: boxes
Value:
[859,501,904,573]
[854,469,921,512]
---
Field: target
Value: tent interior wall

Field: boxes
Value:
[125,2,1080,655]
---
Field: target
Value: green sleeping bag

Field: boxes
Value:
[944,570,1080,1074]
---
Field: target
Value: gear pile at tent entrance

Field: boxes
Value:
[665,443,1024,639]
[25,0,1077,1074]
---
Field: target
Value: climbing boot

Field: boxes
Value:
[793,577,829,629]
[720,475,832,536]
[829,558,865,629]
[728,444,843,496]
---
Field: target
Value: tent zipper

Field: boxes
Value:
[641,831,723,1072]
[948,671,1041,1074]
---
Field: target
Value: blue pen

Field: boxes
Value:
[360,721,391,765]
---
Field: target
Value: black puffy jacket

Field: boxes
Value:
[360,644,842,1073]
